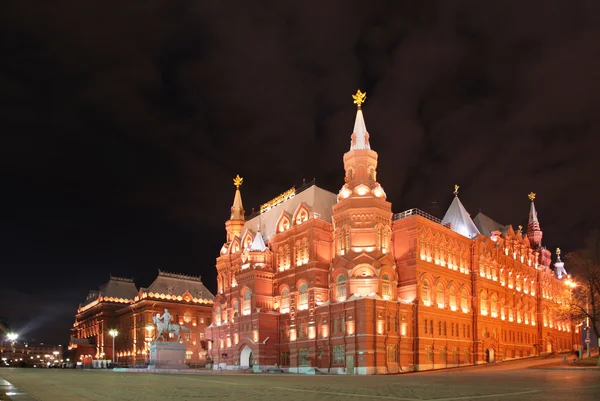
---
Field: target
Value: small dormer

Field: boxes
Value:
[293,203,310,225]
[229,237,241,254]
[276,211,292,233]
[241,230,254,250]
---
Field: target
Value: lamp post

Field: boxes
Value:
[7,333,17,364]
[109,329,118,364]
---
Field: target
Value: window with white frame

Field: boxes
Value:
[280,288,290,313]
[336,275,346,302]
[381,274,392,300]
[298,283,308,310]
[436,283,444,308]
[242,290,252,315]
[422,281,431,306]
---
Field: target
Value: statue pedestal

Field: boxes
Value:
[148,341,189,370]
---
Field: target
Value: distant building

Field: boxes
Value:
[69,271,214,366]
[0,340,63,367]
[206,91,576,374]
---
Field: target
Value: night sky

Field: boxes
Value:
[2,1,600,345]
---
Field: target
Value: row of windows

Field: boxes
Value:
[424,346,472,364]
[422,281,469,311]
[424,319,471,338]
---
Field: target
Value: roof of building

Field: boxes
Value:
[243,184,337,241]
[473,212,508,237]
[442,196,480,239]
[145,270,215,300]
[98,276,138,300]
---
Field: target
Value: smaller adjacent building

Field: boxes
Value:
[69,270,214,366]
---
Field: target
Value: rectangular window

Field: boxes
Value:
[199,333,205,341]
[184,333,191,341]
[280,351,290,366]
[299,349,309,366]
[387,344,398,363]
[424,319,428,334]
[425,346,433,362]
[333,345,345,364]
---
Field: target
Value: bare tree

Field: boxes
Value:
[565,229,600,364]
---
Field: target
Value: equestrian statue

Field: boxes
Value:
[151,309,190,342]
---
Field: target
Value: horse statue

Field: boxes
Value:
[152,314,190,342]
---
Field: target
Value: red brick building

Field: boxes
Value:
[69,271,214,366]
[206,91,576,374]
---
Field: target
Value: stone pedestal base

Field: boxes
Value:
[148,341,189,370]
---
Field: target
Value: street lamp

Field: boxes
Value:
[109,329,118,364]
[7,333,18,364]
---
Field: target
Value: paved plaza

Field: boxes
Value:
[1,357,599,401]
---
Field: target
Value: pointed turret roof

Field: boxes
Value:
[250,229,267,251]
[230,174,245,221]
[529,199,539,223]
[473,212,507,236]
[442,187,480,239]
[350,89,371,150]
[554,248,568,279]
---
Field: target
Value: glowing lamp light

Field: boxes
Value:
[7,333,17,341]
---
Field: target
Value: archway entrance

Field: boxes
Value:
[240,346,253,368]
[485,348,495,363]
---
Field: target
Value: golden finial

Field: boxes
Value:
[528,192,536,201]
[233,174,243,188]
[518,225,523,232]
[453,184,460,197]
[352,89,367,107]
[556,247,561,255]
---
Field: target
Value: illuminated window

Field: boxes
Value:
[242,290,252,316]
[491,295,498,318]
[461,290,468,312]
[215,306,222,326]
[184,311,192,323]
[422,281,431,306]
[336,275,347,302]
[480,291,488,316]
[381,274,392,300]
[436,283,444,308]
[449,287,457,311]
[232,300,239,317]
[298,283,308,310]
[280,288,290,313]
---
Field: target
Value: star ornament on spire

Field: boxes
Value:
[352,89,367,108]
[233,174,243,188]
[528,192,536,201]
[556,247,561,256]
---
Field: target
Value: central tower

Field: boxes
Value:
[331,90,396,300]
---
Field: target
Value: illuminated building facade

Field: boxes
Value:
[205,91,575,374]
[69,271,214,366]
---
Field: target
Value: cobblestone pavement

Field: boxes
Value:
[1,358,599,401]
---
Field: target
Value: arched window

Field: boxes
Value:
[221,305,227,323]
[449,287,457,311]
[422,281,431,306]
[232,300,239,317]
[215,306,222,326]
[480,291,488,316]
[298,283,308,310]
[491,294,498,318]
[381,274,392,300]
[242,290,252,316]
[336,275,346,302]
[461,290,469,312]
[295,240,302,266]
[436,283,444,308]
[280,288,290,313]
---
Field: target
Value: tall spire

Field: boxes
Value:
[225,174,245,244]
[230,174,245,221]
[350,90,370,150]
[526,192,543,248]
[339,89,385,201]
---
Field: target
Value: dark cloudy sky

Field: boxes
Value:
[2,0,600,345]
